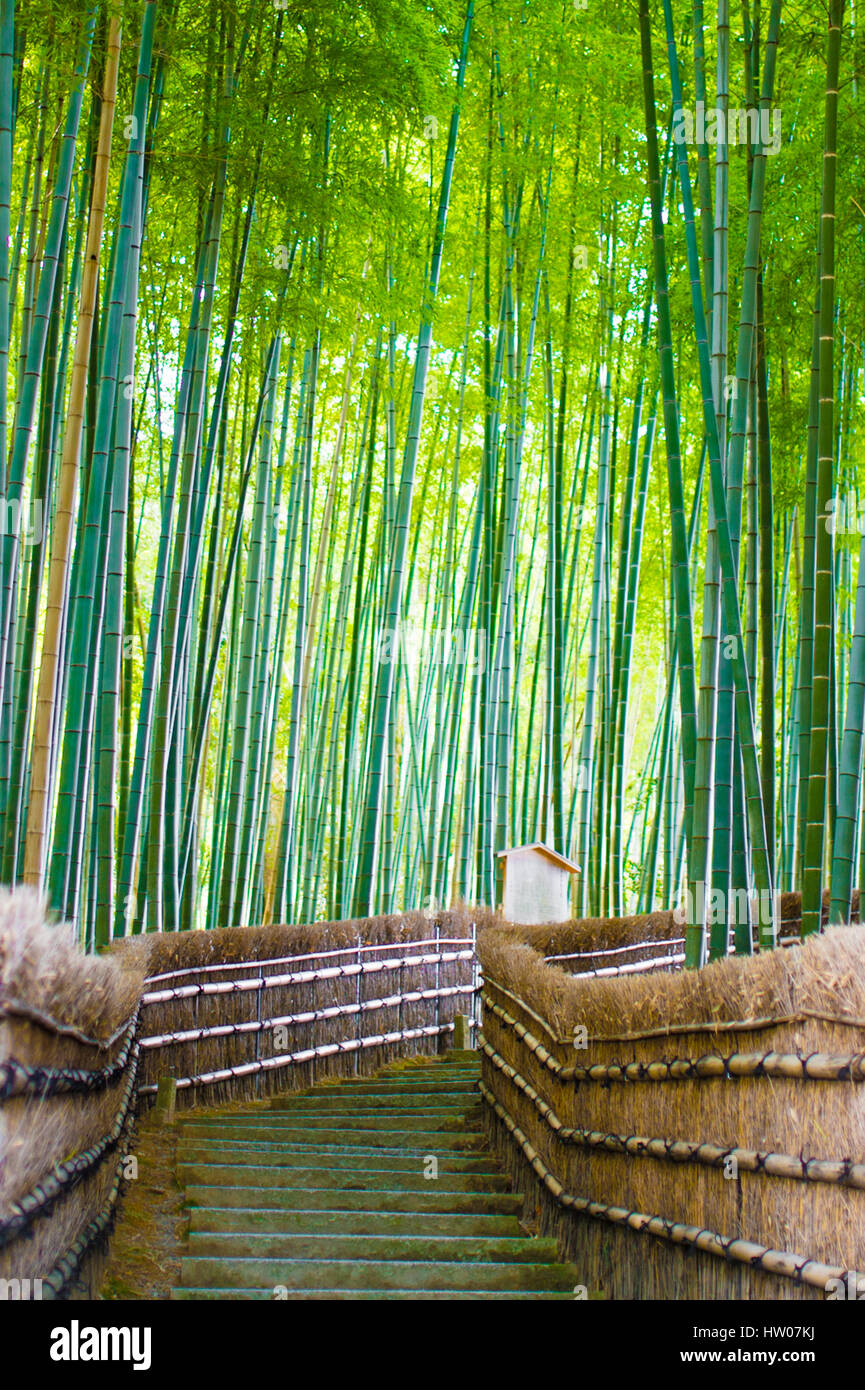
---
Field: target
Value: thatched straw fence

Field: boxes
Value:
[477,908,865,1300]
[10,881,862,1303]
[0,890,145,1299]
[1,898,478,1298]
[127,908,478,1109]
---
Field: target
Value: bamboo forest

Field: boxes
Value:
[1,0,862,964]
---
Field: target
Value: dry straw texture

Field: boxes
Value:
[474,890,852,961]
[121,909,462,976]
[478,917,865,1300]
[118,907,476,1109]
[1,899,478,1293]
[1,888,142,1040]
[1,895,481,1284]
[1,889,145,1296]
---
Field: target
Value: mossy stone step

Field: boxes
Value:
[337,1075,481,1086]
[182,1112,481,1134]
[177,1110,481,1136]
[270,1082,478,1102]
[171,1288,575,1301]
[180,1126,485,1149]
[177,1146,500,1173]
[187,1231,561,1263]
[184,1101,478,1119]
[335,1058,478,1075]
[177,1125,484,1148]
[188,1208,523,1238]
[178,1163,512,1192]
[172,1051,579,1300]
[284,1067,479,1080]
[180,1256,578,1292]
[183,1185,525,1216]
[222,1095,475,1113]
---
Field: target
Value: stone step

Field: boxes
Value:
[190,1089,481,1112]
[331,1065,480,1078]
[318,1074,480,1088]
[181,1112,481,1134]
[180,1129,483,1152]
[198,1080,479,1116]
[195,1095,475,1114]
[180,1255,578,1292]
[177,1145,497,1174]
[307,1070,479,1082]
[183,1185,524,1216]
[181,1126,484,1150]
[188,1207,523,1238]
[270,1082,478,1102]
[178,1163,512,1192]
[170,1050,581,1303]
[335,1060,478,1077]
[381,1050,478,1061]
[187,1231,561,1264]
[179,1112,480,1134]
[171,1287,574,1301]
[179,1110,475,1132]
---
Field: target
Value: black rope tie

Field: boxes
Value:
[748,1244,773,1269]
[0,1008,139,1101]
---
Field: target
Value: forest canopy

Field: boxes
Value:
[1,0,862,963]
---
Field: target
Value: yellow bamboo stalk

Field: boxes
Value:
[23,14,123,888]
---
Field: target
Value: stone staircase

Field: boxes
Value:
[171,1051,578,1299]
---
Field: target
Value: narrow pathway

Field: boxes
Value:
[172,1051,577,1299]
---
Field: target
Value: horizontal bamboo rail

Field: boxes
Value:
[479,1078,865,1297]
[545,936,685,963]
[139,983,475,1049]
[483,991,865,1083]
[144,936,474,984]
[140,948,474,1007]
[138,1023,457,1095]
[136,928,479,1100]
[480,1033,865,1189]
[551,951,684,981]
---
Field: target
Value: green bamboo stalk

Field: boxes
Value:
[802,0,845,937]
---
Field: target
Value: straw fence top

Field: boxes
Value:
[474,907,681,958]
[0,889,143,1046]
[478,918,865,1043]
[474,890,818,959]
[111,907,473,979]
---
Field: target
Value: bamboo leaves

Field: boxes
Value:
[0,0,856,958]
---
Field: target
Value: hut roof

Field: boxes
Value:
[496,842,581,873]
